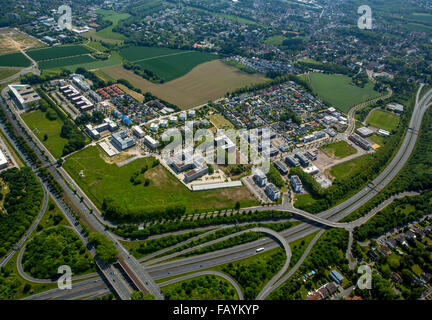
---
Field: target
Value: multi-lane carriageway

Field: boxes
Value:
[5,84,432,300]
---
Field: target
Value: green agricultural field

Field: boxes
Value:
[83,9,130,43]
[328,154,373,181]
[84,41,109,52]
[64,51,123,72]
[26,45,92,61]
[0,52,31,67]
[119,46,185,61]
[308,73,382,113]
[120,46,218,82]
[63,146,257,214]
[38,55,96,70]
[320,140,357,159]
[21,109,68,159]
[367,109,400,131]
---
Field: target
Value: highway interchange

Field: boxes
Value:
[1,82,432,300]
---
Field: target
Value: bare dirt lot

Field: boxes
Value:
[0,28,45,54]
[98,60,268,109]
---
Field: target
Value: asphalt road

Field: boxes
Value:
[12,84,432,300]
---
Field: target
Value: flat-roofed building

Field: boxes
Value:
[295,153,309,167]
[265,183,281,201]
[184,165,209,183]
[8,84,40,110]
[356,127,374,138]
[132,125,145,138]
[111,130,136,151]
[144,135,161,149]
[349,133,372,150]
[290,175,302,193]
[285,155,300,167]
[253,169,267,187]
[274,160,289,175]
[0,149,9,170]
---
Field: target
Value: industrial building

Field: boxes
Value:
[8,84,40,110]
[265,183,281,201]
[111,130,136,151]
[290,175,302,193]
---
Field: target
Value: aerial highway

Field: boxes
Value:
[6,84,432,300]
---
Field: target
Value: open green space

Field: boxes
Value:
[0,52,31,67]
[38,55,96,70]
[26,45,92,61]
[320,140,357,159]
[119,46,218,82]
[328,154,373,181]
[162,274,238,300]
[21,109,69,159]
[63,146,257,216]
[0,69,18,81]
[367,109,400,131]
[264,35,288,46]
[308,73,382,113]
[83,9,130,43]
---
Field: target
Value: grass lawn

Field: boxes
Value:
[0,69,19,81]
[264,35,287,46]
[308,73,382,113]
[208,114,234,129]
[412,264,423,276]
[328,154,373,181]
[21,109,68,159]
[0,52,31,67]
[367,109,400,131]
[293,194,315,209]
[320,140,357,159]
[63,146,258,214]
[369,134,388,147]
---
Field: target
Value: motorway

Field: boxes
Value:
[6,84,432,300]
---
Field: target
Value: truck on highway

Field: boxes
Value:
[256,247,265,253]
